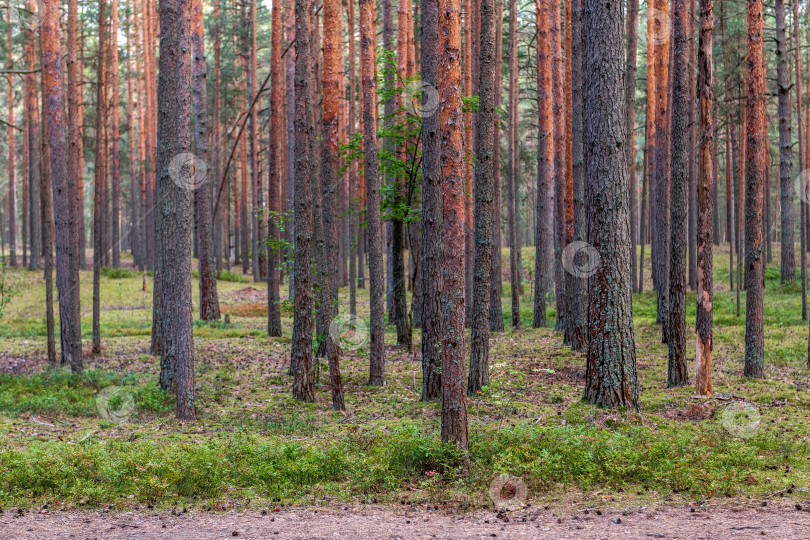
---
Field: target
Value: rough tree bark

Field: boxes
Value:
[24,10,40,272]
[156,0,196,419]
[468,0,495,395]
[438,0,470,462]
[267,0,283,336]
[667,0,689,387]
[111,0,121,268]
[582,0,640,410]
[551,0,566,333]
[507,0,521,329]
[776,0,794,285]
[93,0,108,355]
[625,0,639,293]
[533,0,554,329]
[192,0,220,321]
[42,0,83,372]
[694,0,714,396]
[743,0,766,379]
[6,13,16,268]
[489,0,505,333]
[421,0,443,401]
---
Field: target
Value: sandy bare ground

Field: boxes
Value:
[3,503,810,539]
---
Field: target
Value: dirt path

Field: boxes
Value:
[3,502,810,539]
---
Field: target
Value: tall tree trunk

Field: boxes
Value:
[348,0,358,317]
[292,0,316,402]
[506,0,521,329]
[653,0,671,337]
[582,0,640,410]
[468,0,495,395]
[38,52,57,366]
[777,0,794,284]
[24,12,40,272]
[794,0,805,300]
[642,2,656,295]
[667,0,689,387]
[625,0,638,293]
[110,0,121,268]
[267,0,283,336]
[687,0,697,290]
[360,0,386,385]
[561,0,575,343]
[192,0,220,322]
[42,0,83,372]
[743,0,766,379]
[93,0,108,355]
[319,0,345,410]
[246,0,264,281]
[6,14,16,268]
[438,0,470,462]
[694,0,714,396]
[126,0,140,269]
[533,0,553,329]
[569,0,587,350]
[155,0,196,419]
[212,0,223,272]
[421,0,442,401]
[489,0,505,333]
[463,0,474,327]
[550,0,566,333]
[286,0,296,300]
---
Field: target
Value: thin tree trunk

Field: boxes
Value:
[582,0,639,410]
[625,0,638,294]
[286,0,296,299]
[110,0,121,268]
[192,0,220,322]
[24,13,40,272]
[42,0,83,372]
[551,0,566,333]
[533,0,553,329]
[39,56,57,367]
[421,0,442,401]
[6,14,16,268]
[267,0,283,336]
[463,0,474,327]
[687,0,697,290]
[126,0,139,268]
[507,0,520,329]
[93,0,108,355]
[489,0,505,333]
[348,0,358,317]
[667,0,689,387]
[360,0,386,385]
[777,0,794,284]
[694,0,713,396]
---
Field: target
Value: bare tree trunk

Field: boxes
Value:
[110,0,121,268]
[286,0,296,300]
[743,0,766,379]
[348,0,358,317]
[687,0,697,290]
[267,0,283,336]
[694,0,714,396]
[93,0,108,355]
[24,11,40,272]
[421,0,442,401]
[39,55,57,366]
[533,0,553,329]
[463,0,474,327]
[6,14,16,268]
[67,0,85,271]
[292,0,316,402]
[42,0,83,372]
[126,0,140,268]
[550,0,566,333]
[507,0,520,329]
[438,0,470,463]
[489,0,505,333]
[625,0,638,293]
[360,0,386,385]
[582,0,640,410]
[192,0,220,321]
[777,0,794,284]
[468,0,495,395]
[667,0,689,387]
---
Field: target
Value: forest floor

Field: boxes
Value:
[2,246,810,537]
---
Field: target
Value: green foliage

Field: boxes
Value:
[0,255,19,319]
[216,270,249,283]
[100,267,139,280]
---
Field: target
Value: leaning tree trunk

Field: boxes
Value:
[42,0,83,372]
[468,0,496,395]
[582,0,640,410]
[694,0,714,396]
[743,0,766,379]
